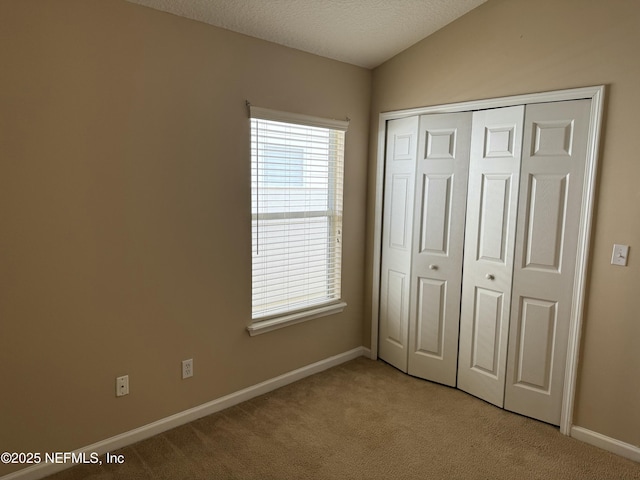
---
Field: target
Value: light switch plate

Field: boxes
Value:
[611,244,629,266]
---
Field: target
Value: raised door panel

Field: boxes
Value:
[419,174,452,255]
[384,270,409,348]
[470,287,504,378]
[415,278,446,357]
[379,116,419,372]
[389,175,412,250]
[407,112,472,386]
[457,105,525,407]
[523,174,568,271]
[504,99,591,425]
[512,298,557,393]
[477,174,512,263]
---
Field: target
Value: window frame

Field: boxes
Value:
[248,106,349,336]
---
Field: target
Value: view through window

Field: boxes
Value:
[250,112,346,321]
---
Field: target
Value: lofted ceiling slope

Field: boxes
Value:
[125,0,487,69]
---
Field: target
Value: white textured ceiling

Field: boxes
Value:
[125,0,486,69]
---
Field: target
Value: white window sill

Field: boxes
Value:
[247,301,347,336]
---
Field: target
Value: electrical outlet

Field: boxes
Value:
[116,375,129,397]
[182,359,193,379]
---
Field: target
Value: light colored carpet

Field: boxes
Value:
[45,357,640,479]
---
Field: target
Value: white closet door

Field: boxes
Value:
[407,112,471,386]
[379,116,419,372]
[504,99,591,425]
[457,106,525,407]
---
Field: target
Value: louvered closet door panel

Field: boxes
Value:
[457,106,525,407]
[407,112,472,386]
[379,116,419,372]
[504,99,591,425]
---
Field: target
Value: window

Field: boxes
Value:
[262,145,304,186]
[249,106,348,334]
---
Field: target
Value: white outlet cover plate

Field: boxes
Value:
[116,375,129,397]
[182,359,193,379]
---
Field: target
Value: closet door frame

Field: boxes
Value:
[370,85,605,436]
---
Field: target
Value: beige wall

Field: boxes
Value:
[0,1,371,475]
[367,0,640,447]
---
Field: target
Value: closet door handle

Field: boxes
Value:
[486,273,495,280]
[429,264,438,270]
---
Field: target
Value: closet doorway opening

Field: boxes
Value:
[370,85,605,435]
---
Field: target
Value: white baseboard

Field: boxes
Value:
[571,426,640,463]
[1,346,370,480]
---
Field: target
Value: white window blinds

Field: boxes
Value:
[250,106,348,321]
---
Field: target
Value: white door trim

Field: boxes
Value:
[370,85,605,436]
